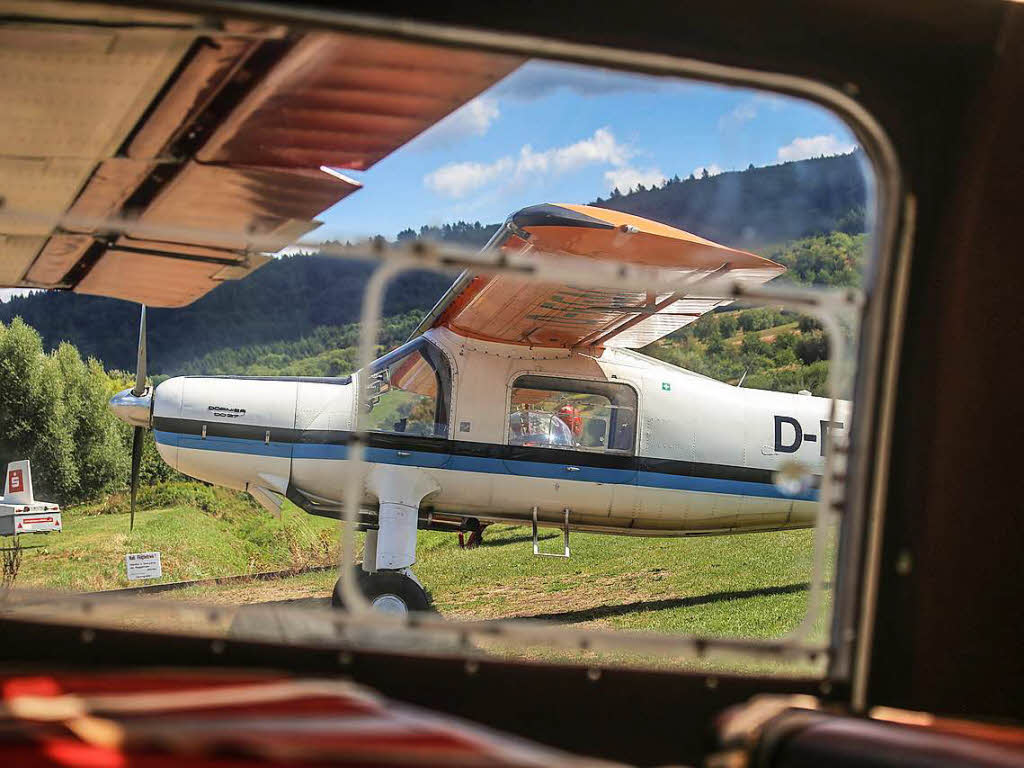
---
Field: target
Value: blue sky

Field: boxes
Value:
[310,59,858,243]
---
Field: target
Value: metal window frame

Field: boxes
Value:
[2,0,909,699]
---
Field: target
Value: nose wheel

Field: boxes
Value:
[332,568,432,614]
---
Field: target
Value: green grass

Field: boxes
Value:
[12,485,833,674]
[416,524,826,637]
[15,483,337,591]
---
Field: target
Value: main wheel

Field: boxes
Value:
[332,568,431,614]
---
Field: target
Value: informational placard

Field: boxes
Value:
[125,551,162,581]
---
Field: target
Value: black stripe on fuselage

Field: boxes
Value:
[152,416,797,487]
[181,375,353,384]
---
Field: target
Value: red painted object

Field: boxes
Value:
[0,672,615,767]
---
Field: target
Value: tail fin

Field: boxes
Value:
[2,460,33,505]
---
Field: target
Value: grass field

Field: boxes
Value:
[14,484,338,592]
[9,481,832,673]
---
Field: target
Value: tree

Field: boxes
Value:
[692,318,717,341]
[717,314,738,337]
[798,315,822,333]
[795,332,829,364]
[701,168,710,179]
[0,319,130,503]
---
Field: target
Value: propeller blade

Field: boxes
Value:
[132,305,147,397]
[130,425,143,531]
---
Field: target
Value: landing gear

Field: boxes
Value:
[332,568,431,614]
[333,466,438,614]
[459,518,486,549]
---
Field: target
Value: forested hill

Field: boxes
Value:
[591,151,867,247]
[0,152,864,373]
[0,259,457,374]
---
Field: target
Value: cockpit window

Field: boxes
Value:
[507,375,637,453]
[365,340,451,437]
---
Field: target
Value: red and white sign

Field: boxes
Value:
[7,469,23,494]
[15,512,62,533]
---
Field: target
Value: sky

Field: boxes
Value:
[0,59,858,303]
[309,58,858,243]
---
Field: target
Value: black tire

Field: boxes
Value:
[332,568,432,613]
[330,565,364,608]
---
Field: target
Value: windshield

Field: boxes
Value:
[364,339,451,437]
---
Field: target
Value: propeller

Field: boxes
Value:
[129,305,146,531]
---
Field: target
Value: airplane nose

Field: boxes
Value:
[109,387,153,428]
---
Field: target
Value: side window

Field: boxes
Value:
[366,340,451,437]
[507,375,637,454]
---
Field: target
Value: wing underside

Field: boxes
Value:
[426,203,786,349]
[0,3,522,306]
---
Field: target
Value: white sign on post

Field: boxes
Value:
[125,551,162,581]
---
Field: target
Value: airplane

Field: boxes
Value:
[108,201,850,614]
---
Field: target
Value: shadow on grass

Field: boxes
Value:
[516,582,819,623]
[480,532,558,548]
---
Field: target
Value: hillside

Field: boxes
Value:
[592,151,867,247]
[169,230,863,382]
[0,153,865,373]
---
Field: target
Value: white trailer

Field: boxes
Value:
[0,460,62,536]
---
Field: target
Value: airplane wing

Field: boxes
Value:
[417,203,786,349]
[0,3,521,307]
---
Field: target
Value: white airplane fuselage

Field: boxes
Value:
[147,327,848,542]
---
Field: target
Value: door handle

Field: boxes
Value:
[396,450,412,457]
[564,465,580,472]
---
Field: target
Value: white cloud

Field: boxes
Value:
[424,156,514,198]
[777,134,856,162]
[717,94,785,132]
[424,128,632,199]
[413,96,500,150]
[718,101,758,131]
[516,128,630,177]
[692,163,724,178]
[604,166,666,192]
[460,97,500,134]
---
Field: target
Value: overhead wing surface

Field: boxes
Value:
[0,3,522,306]
[422,203,785,349]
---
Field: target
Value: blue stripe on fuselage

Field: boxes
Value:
[153,430,818,502]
